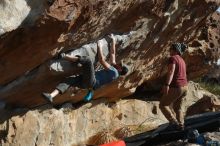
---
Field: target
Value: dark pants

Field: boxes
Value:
[56,56,96,94]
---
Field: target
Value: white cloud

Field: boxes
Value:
[217,7,220,12]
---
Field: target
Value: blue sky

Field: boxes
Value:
[217,7,220,12]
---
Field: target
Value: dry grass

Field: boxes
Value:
[88,130,117,145]
[195,78,220,96]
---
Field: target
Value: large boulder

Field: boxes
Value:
[0,0,219,108]
[0,99,166,146]
[0,81,218,146]
[0,0,47,35]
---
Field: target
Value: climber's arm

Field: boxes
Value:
[61,53,79,62]
[97,41,111,70]
[162,63,175,95]
[109,34,116,65]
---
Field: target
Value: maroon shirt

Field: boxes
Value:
[169,55,188,87]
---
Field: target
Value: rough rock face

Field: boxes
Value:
[0,0,219,107]
[207,12,220,63]
[0,1,220,146]
[0,0,47,35]
[0,82,218,146]
[186,94,220,115]
[187,11,220,79]
[0,99,166,146]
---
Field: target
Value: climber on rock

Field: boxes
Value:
[159,42,188,130]
[42,34,129,103]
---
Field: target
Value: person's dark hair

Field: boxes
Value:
[171,42,188,55]
[113,64,129,76]
[120,65,129,75]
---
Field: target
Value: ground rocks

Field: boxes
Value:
[0,99,166,146]
[0,82,219,146]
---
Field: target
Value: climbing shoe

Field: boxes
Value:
[83,90,94,102]
[42,93,53,103]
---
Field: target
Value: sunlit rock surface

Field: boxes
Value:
[0,0,219,107]
[0,82,219,146]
